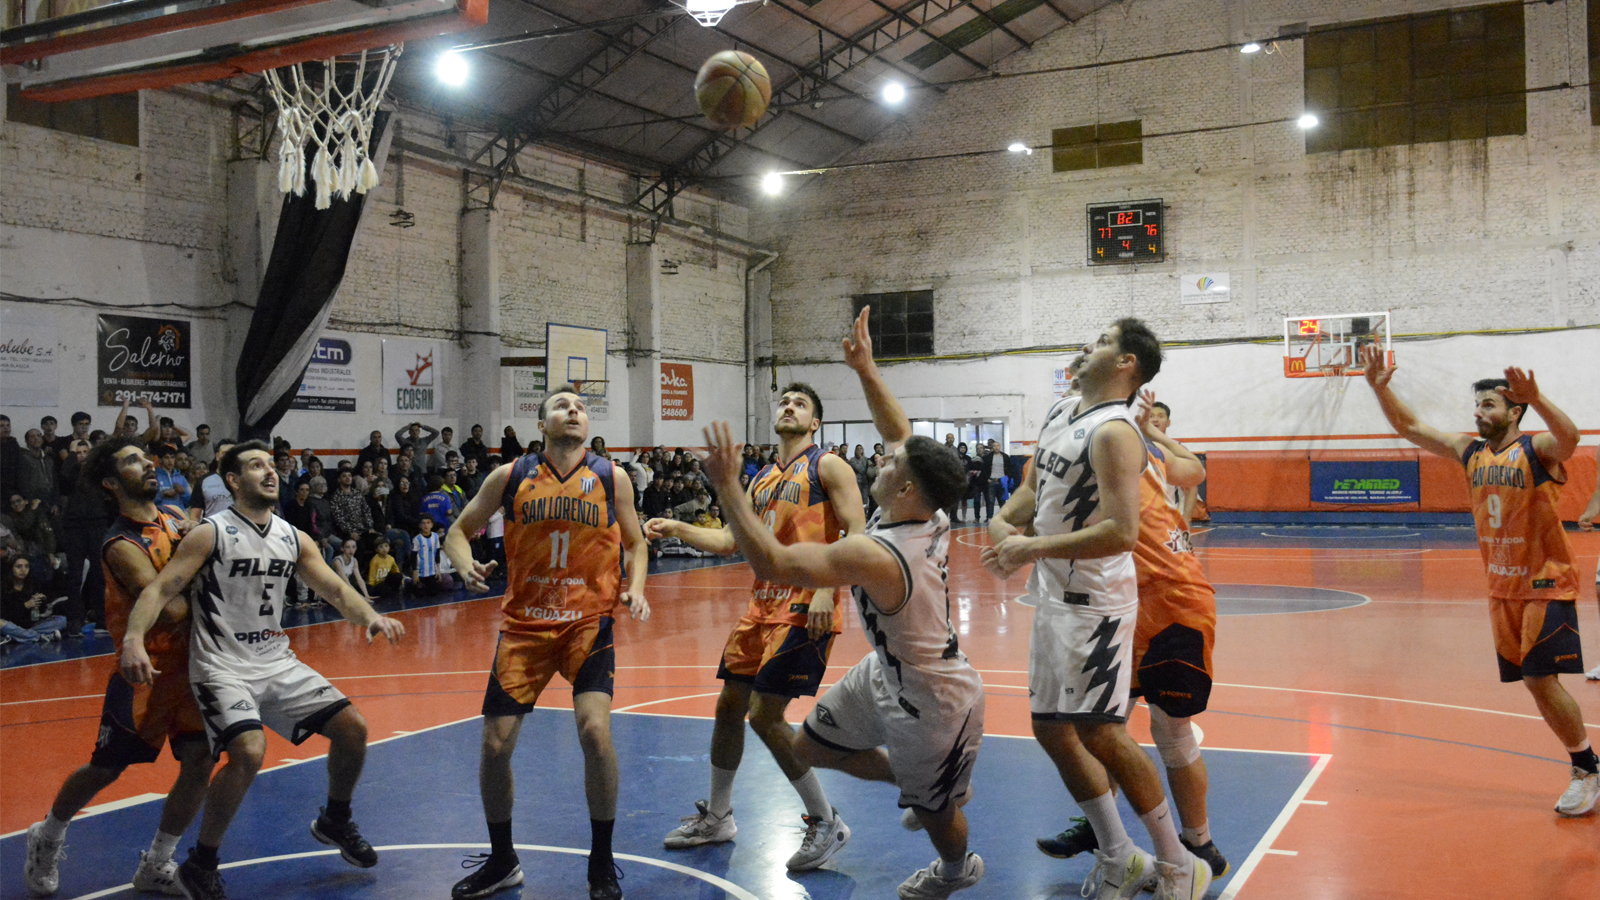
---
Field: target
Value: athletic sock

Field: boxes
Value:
[487,820,514,861]
[708,765,737,818]
[1139,800,1185,865]
[39,813,70,842]
[191,843,220,870]
[589,819,615,875]
[1080,791,1134,860]
[323,798,352,823]
[1180,823,1212,848]
[149,831,182,863]
[789,770,833,823]
[1568,743,1599,775]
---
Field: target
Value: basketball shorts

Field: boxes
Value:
[90,661,206,769]
[802,654,984,813]
[1029,600,1136,723]
[716,617,834,698]
[1131,622,1215,719]
[483,616,615,716]
[1490,597,1582,682]
[192,661,351,760]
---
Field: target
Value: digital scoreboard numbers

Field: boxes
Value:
[1087,199,1164,265]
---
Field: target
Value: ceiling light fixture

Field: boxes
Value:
[882,82,906,104]
[436,52,469,87]
[761,172,784,195]
[683,0,739,27]
[1297,113,1319,129]
[1240,42,1262,53]
[1007,141,1032,155]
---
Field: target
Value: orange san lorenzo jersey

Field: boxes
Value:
[745,445,844,629]
[500,451,622,633]
[1133,444,1216,641]
[102,509,191,664]
[1461,435,1579,600]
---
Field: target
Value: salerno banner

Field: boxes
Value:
[383,339,442,415]
[97,313,192,408]
[291,337,358,412]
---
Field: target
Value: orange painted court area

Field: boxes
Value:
[6,527,1600,900]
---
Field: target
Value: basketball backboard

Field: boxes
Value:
[1283,311,1392,378]
[2,0,486,101]
[546,323,608,422]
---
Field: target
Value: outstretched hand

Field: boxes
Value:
[1499,367,1539,406]
[700,422,745,492]
[620,591,651,622]
[1134,388,1156,433]
[842,306,876,375]
[1360,344,1394,389]
[366,616,406,644]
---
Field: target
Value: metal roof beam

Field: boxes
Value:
[864,0,991,70]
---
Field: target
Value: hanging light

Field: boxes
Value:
[882,82,907,104]
[436,52,468,87]
[1297,113,1319,129]
[684,0,739,26]
[761,172,784,195]
[1240,42,1262,53]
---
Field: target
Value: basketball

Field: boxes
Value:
[694,50,771,129]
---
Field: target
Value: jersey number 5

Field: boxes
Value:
[549,530,571,569]
[259,585,274,618]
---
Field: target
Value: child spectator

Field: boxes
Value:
[410,515,454,594]
[332,539,372,602]
[1,556,66,642]
[367,538,405,599]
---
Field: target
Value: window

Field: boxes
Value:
[1303,3,1524,153]
[852,291,933,358]
[6,85,140,147]
[1051,119,1142,173]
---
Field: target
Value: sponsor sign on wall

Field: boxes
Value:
[383,339,442,415]
[97,314,192,408]
[509,368,547,419]
[0,305,59,407]
[290,337,358,412]
[1311,460,1419,504]
[1180,272,1230,305]
[661,362,694,420]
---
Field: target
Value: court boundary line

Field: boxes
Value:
[1216,753,1332,900]
[59,843,760,900]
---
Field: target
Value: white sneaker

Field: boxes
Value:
[1092,847,1158,900]
[897,852,984,899]
[131,852,183,895]
[663,800,736,848]
[24,822,66,897]
[1555,766,1600,817]
[1585,663,1600,681]
[785,808,850,871]
[1152,852,1213,900]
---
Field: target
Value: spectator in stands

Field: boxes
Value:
[439,467,466,517]
[627,453,652,510]
[3,493,55,565]
[667,476,693,511]
[397,422,440,468]
[54,412,91,463]
[296,455,325,492]
[0,416,19,501]
[410,514,453,594]
[387,476,422,544]
[155,415,188,449]
[331,538,372,602]
[392,445,424,491]
[848,444,872,511]
[186,423,217,469]
[977,438,1008,521]
[429,427,459,473]
[306,475,340,561]
[39,417,61,461]
[673,488,712,522]
[695,504,723,529]
[329,469,376,552]
[366,537,404,599]
[962,442,981,523]
[590,436,609,459]
[420,475,455,531]
[281,481,319,607]
[154,444,189,513]
[459,457,484,503]
[297,447,316,476]
[684,458,710,493]
[461,424,491,470]
[16,429,57,505]
[190,440,236,520]
[500,426,522,459]
[642,478,669,518]
[2,556,66,643]
[56,438,107,633]
[373,458,391,488]
[353,460,374,494]
[357,430,389,471]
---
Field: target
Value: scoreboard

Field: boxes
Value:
[1087,199,1164,265]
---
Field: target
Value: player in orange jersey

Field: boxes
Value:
[24,438,213,898]
[648,379,866,872]
[1362,345,1596,816]
[442,384,649,900]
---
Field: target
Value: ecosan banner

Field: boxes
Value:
[383,339,442,415]
[291,337,358,412]
[97,313,192,408]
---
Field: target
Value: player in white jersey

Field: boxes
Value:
[120,442,406,900]
[984,320,1210,900]
[702,309,984,900]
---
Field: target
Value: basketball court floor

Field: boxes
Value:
[4,523,1598,900]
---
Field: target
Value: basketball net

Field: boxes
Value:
[264,46,401,210]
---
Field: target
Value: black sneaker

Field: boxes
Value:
[310,810,378,868]
[177,857,227,900]
[1036,816,1098,859]
[1181,837,1230,879]
[589,860,624,900]
[452,852,523,900]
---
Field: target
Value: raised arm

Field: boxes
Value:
[120,522,216,684]
[444,461,512,591]
[1501,367,1581,466]
[1135,389,1205,489]
[293,530,404,643]
[1361,344,1473,462]
[843,306,911,446]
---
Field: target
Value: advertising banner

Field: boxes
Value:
[509,368,547,419]
[290,337,358,412]
[1180,272,1231,305]
[1311,460,1420,504]
[383,339,442,415]
[97,314,192,408]
[0,305,59,407]
[661,362,694,420]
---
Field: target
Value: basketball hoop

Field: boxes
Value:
[263,45,401,209]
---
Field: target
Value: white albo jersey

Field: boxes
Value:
[854,509,983,717]
[1026,396,1141,615]
[189,508,302,682]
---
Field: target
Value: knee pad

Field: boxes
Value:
[1149,708,1201,768]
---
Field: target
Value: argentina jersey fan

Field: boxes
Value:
[189,509,302,681]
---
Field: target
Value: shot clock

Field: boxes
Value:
[1087,199,1164,265]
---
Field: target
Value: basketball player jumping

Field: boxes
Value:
[25,439,213,897]
[1035,388,1228,883]
[120,441,406,900]
[701,307,985,899]
[1361,345,1598,815]
[649,381,865,871]
[983,320,1211,900]
[441,384,650,900]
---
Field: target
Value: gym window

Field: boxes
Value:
[6,85,141,147]
[1051,119,1142,172]
[852,291,934,358]
[1302,2,1524,153]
